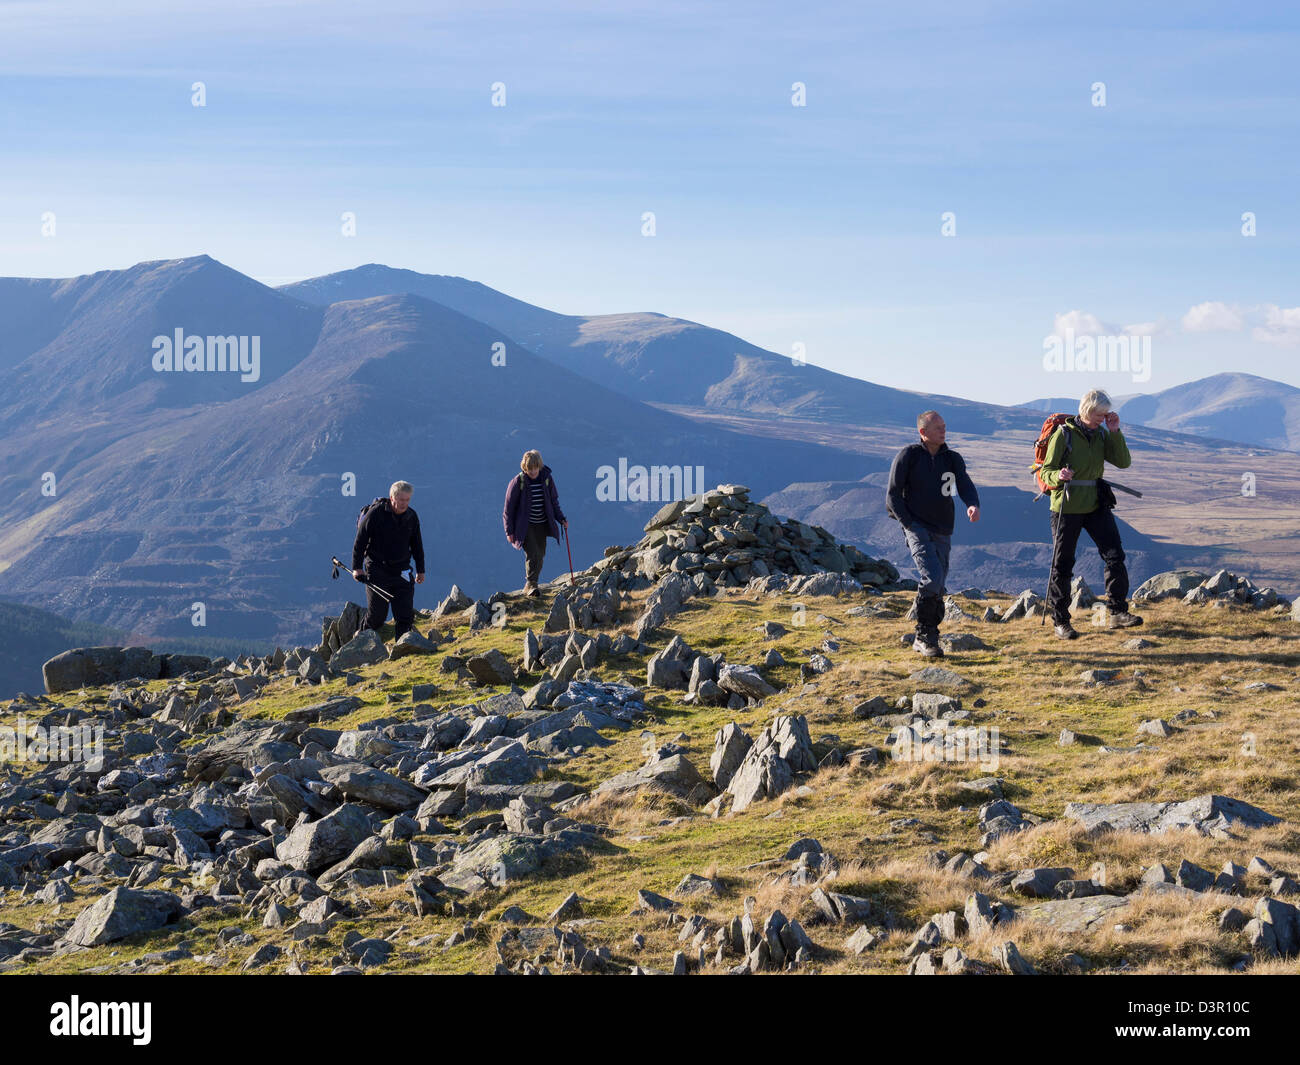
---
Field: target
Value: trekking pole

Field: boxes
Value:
[562,525,576,587]
[331,555,394,603]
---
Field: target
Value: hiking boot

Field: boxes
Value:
[1054,622,1080,640]
[523,581,540,598]
[913,633,944,657]
[1109,611,1143,628]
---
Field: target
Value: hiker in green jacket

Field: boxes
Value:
[1038,389,1143,638]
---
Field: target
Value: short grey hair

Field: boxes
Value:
[917,410,942,430]
[389,480,413,497]
[1079,389,1112,420]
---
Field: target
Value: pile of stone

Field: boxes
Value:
[1133,569,1290,611]
[589,484,899,593]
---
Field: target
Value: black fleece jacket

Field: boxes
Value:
[886,442,980,535]
[352,499,425,572]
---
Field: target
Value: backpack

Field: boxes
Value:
[1030,415,1073,499]
[356,496,388,530]
[517,472,551,494]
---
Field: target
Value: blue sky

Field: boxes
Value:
[1,0,1297,403]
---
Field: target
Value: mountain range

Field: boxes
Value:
[0,255,1294,697]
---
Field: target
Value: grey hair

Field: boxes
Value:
[1079,389,1112,419]
[389,480,413,496]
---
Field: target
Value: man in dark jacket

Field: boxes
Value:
[503,450,567,596]
[352,480,425,639]
[886,411,981,656]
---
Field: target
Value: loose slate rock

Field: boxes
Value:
[62,887,186,947]
[1012,894,1129,934]
[907,666,975,692]
[1062,795,1281,837]
[276,803,375,874]
[331,629,389,671]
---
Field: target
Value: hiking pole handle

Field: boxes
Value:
[331,554,394,602]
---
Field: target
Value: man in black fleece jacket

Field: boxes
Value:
[886,411,981,656]
[351,480,426,639]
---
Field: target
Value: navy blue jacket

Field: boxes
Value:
[503,466,567,547]
[886,443,980,535]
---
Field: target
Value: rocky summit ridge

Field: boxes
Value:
[4,484,1299,975]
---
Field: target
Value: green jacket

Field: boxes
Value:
[1039,417,1132,513]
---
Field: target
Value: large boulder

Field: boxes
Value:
[389,629,439,660]
[276,803,375,873]
[444,829,598,892]
[1063,794,1281,837]
[42,646,163,694]
[428,741,541,787]
[725,714,815,812]
[907,666,975,692]
[727,748,794,813]
[766,715,817,772]
[596,753,715,803]
[62,887,185,947]
[1244,896,1300,957]
[466,648,516,686]
[330,629,388,670]
[787,572,862,597]
[717,664,778,700]
[544,592,572,634]
[710,722,753,790]
[647,651,689,690]
[1132,569,1209,603]
[319,763,428,813]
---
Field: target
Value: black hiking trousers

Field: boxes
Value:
[362,559,415,639]
[523,521,549,585]
[1047,507,1129,624]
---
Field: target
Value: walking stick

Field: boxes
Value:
[563,525,576,587]
[331,555,394,603]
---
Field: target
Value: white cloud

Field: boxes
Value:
[1181,301,1245,332]
[1050,303,1295,345]
[1051,310,1169,339]
[1052,309,1116,338]
[1251,303,1300,346]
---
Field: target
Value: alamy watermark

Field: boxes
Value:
[50,997,151,1045]
[891,721,1000,771]
[595,460,706,502]
[1042,327,1151,383]
[0,716,104,769]
[152,329,261,383]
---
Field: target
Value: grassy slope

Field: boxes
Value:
[4,585,1299,975]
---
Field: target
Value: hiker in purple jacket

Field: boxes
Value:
[503,450,568,596]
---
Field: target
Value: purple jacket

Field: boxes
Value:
[503,466,566,547]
